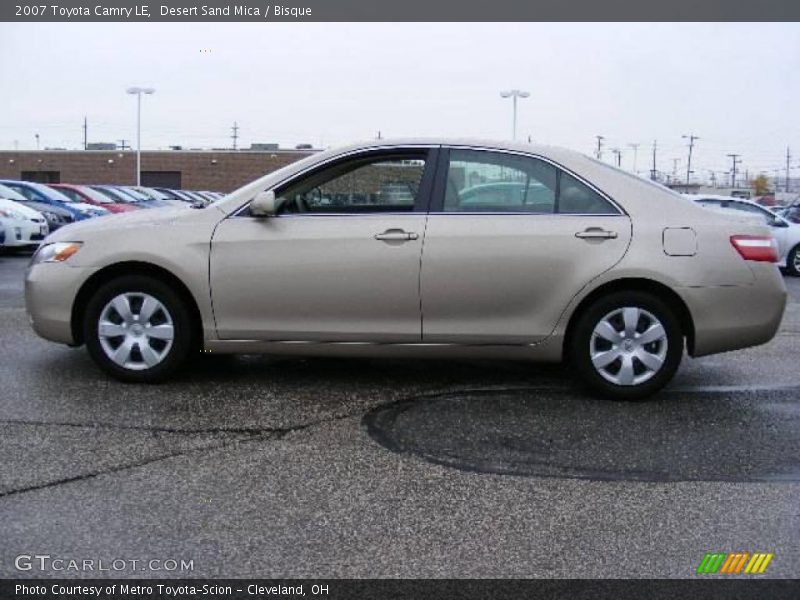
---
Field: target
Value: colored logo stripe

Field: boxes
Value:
[697,552,773,574]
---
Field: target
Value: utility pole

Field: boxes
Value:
[672,158,680,181]
[682,134,699,187]
[231,121,239,151]
[787,146,791,193]
[628,143,639,173]
[709,171,717,187]
[83,116,88,150]
[650,140,657,181]
[117,139,130,151]
[595,135,604,160]
[727,154,741,187]
[35,133,40,150]
[611,148,622,167]
[376,130,382,140]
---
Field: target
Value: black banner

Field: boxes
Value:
[2,579,800,600]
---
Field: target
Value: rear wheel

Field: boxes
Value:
[786,245,800,277]
[84,275,195,382]
[570,291,683,400]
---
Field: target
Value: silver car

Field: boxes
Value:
[687,194,800,276]
[25,140,787,399]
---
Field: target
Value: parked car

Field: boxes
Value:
[0,199,48,249]
[91,185,153,209]
[115,186,177,208]
[687,194,800,276]
[25,140,787,400]
[49,184,138,214]
[0,180,109,220]
[151,187,189,202]
[128,186,188,208]
[0,183,74,231]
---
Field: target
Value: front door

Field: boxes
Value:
[210,148,437,342]
[420,147,632,344]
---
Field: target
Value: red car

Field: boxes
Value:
[48,184,139,214]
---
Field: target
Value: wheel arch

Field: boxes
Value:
[563,277,696,358]
[71,261,203,346]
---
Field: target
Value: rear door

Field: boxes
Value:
[420,147,632,344]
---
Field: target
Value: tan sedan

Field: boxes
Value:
[25,140,787,399]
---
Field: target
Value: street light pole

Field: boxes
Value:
[126,86,155,186]
[500,89,530,141]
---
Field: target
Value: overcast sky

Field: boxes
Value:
[1,22,799,179]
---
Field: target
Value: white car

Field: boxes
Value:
[0,198,49,248]
[687,194,800,276]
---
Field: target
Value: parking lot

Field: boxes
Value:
[0,250,798,578]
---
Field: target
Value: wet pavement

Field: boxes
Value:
[0,251,798,578]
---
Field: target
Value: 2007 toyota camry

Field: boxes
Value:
[24,140,787,399]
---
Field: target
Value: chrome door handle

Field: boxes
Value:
[374,229,419,241]
[575,228,618,240]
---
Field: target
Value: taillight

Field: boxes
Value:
[730,235,778,263]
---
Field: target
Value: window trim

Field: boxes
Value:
[428,146,625,216]
[233,146,440,218]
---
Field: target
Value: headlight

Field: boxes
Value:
[32,242,83,265]
[0,208,25,220]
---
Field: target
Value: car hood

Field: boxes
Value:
[0,198,44,220]
[45,204,225,243]
[70,201,108,214]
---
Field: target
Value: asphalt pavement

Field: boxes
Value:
[0,251,798,578]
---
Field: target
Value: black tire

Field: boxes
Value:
[83,275,196,382]
[785,245,800,277]
[569,291,683,401]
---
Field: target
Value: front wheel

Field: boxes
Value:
[570,291,683,400]
[84,275,195,382]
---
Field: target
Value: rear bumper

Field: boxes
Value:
[679,263,787,357]
[25,262,98,345]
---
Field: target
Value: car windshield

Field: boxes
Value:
[94,186,135,203]
[118,187,151,201]
[0,183,28,202]
[76,186,115,203]
[30,182,77,203]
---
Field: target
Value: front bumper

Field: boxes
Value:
[2,221,48,247]
[25,262,98,345]
[679,262,788,357]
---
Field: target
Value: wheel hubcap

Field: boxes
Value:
[97,292,174,370]
[590,306,668,386]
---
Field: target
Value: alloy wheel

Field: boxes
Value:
[589,306,668,386]
[97,292,175,370]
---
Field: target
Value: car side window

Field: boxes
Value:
[276,154,427,215]
[444,150,557,213]
[442,150,618,215]
[558,172,616,214]
[726,201,774,225]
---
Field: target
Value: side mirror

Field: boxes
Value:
[250,190,278,217]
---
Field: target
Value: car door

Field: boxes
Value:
[210,148,438,342]
[420,147,632,344]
